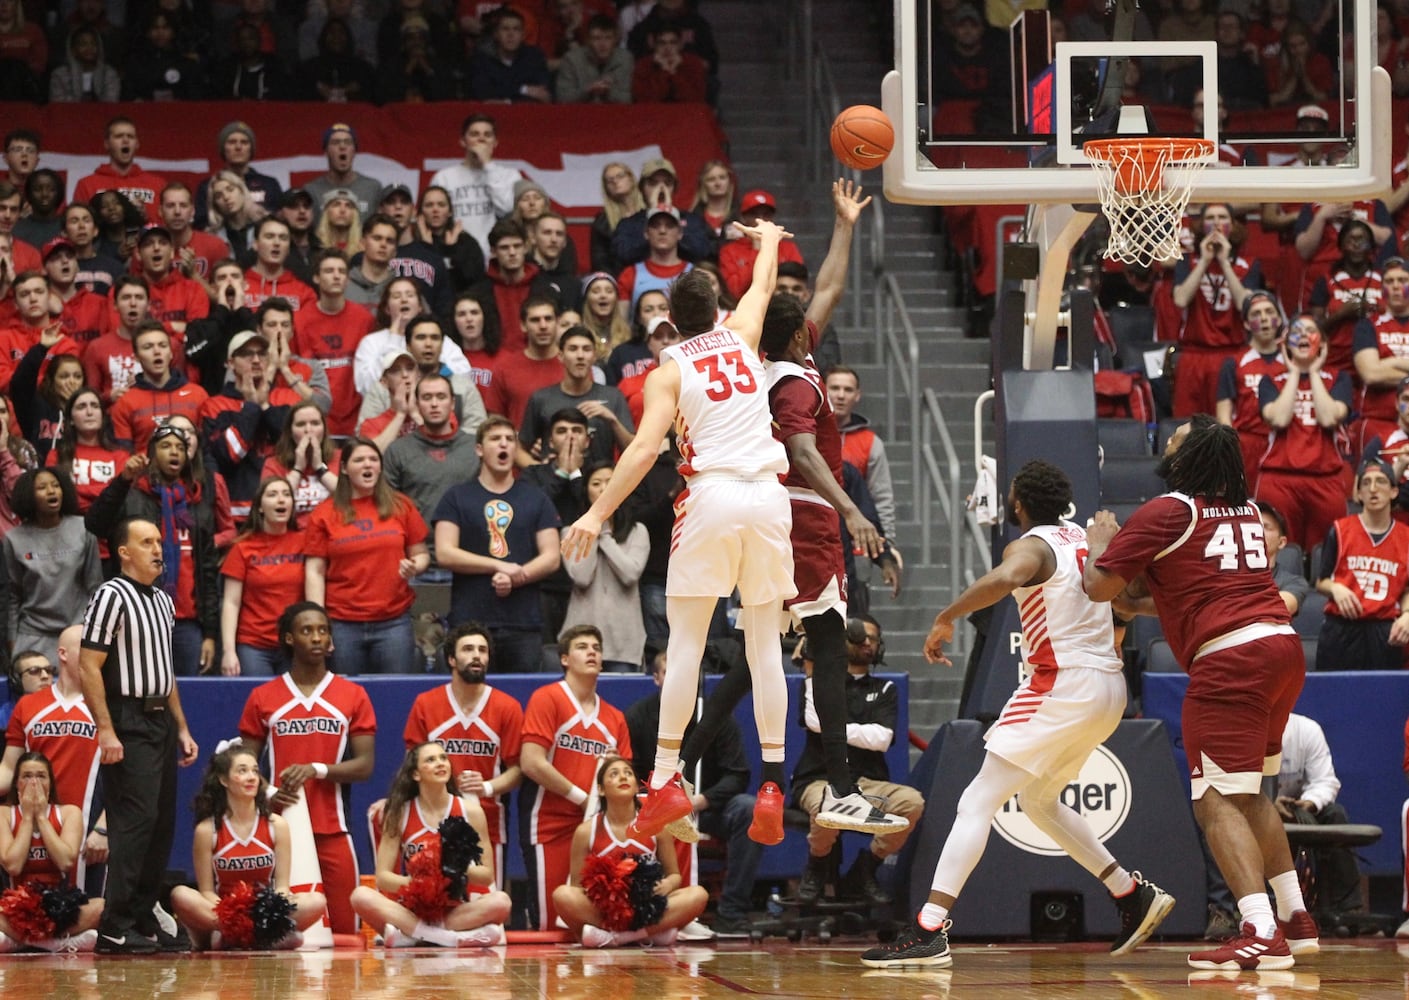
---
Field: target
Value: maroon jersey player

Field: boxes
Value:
[1084,417,1316,971]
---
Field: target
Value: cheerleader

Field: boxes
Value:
[350,742,511,947]
[553,756,707,948]
[168,741,327,950]
[0,751,102,951]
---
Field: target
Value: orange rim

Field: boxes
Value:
[1083,137,1215,195]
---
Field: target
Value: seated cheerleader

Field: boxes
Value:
[169,741,327,950]
[350,741,511,948]
[0,751,102,952]
[553,756,708,948]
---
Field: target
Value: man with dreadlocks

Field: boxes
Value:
[1084,416,1315,971]
[859,459,1173,970]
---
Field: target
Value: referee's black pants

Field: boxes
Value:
[98,697,177,937]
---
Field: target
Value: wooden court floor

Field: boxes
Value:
[0,935,1405,1000]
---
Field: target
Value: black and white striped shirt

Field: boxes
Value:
[81,575,175,699]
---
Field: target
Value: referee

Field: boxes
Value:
[79,517,200,955]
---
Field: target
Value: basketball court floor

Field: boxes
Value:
[0,935,1401,999]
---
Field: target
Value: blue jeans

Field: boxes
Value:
[330,615,418,675]
[699,793,763,921]
[235,644,285,677]
[640,581,668,650]
[492,628,551,672]
[172,620,205,676]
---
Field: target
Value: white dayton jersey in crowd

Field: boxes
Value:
[1013,522,1124,676]
[662,325,788,481]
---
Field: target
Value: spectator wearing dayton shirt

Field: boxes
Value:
[1309,219,1386,378]
[1216,291,1290,479]
[83,279,147,406]
[304,437,430,676]
[370,184,454,321]
[46,389,128,520]
[1315,458,1409,670]
[1351,255,1409,452]
[108,325,208,456]
[71,118,166,226]
[403,622,524,890]
[428,114,521,259]
[0,271,79,396]
[220,477,306,677]
[194,122,283,234]
[238,601,376,936]
[1256,314,1352,552]
[415,185,487,294]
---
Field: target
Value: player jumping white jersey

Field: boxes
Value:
[562,218,798,849]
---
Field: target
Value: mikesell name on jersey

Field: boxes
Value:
[676,330,735,357]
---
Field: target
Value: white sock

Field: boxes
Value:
[1268,871,1307,922]
[1103,867,1136,897]
[1237,893,1277,939]
[650,751,680,789]
[918,902,948,931]
[412,920,460,947]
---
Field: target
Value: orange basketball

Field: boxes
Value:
[830,105,895,171]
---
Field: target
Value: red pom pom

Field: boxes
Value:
[215,881,259,949]
[0,884,55,943]
[395,842,454,921]
[580,853,638,931]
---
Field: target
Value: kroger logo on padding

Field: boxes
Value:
[990,745,1132,857]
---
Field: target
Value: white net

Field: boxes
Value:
[1084,139,1215,268]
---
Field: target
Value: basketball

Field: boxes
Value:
[830,105,894,171]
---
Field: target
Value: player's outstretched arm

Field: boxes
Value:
[562,361,681,561]
[924,537,1054,665]
[806,179,871,335]
[727,218,793,352]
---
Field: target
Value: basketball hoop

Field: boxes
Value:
[1083,137,1216,268]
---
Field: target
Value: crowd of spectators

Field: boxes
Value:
[0,102,894,692]
[0,0,719,106]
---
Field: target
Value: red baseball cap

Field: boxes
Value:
[740,190,777,213]
[40,235,75,262]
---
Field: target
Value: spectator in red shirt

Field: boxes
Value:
[10,331,83,465]
[717,191,806,301]
[689,159,738,254]
[262,401,341,517]
[466,218,563,355]
[631,26,708,103]
[71,118,167,225]
[0,271,78,395]
[159,183,230,283]
[46,387,128,518]
[42,237,111,350]
[0,129,37,194]
[133,225,208,354]
[0,1,48,80]
[220,476,306,677]
[244,216,317,317]
[483,297,565,427]
[304,436,431,675]
[294,249,375,437]
[83,277,148,404]
[108,324,209,454]
[1266,21,1334,108]
[0,185,39,273]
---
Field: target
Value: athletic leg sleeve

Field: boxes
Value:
[929,753,1033,900]
[658,596,718,746]
[803,610,852,792]
[1016,770,1121,880]
[739,602,788,759]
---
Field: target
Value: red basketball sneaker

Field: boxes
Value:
[628,772,693,840]
[1276,910,1319,956]
[748,781,785,845]
[1187,922,1294,971]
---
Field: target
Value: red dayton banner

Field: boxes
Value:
[2,100,728,251]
